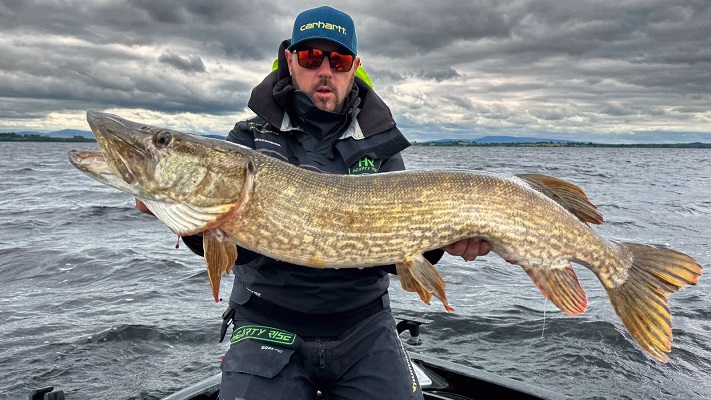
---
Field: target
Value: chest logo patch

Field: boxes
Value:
[348,156,381,175]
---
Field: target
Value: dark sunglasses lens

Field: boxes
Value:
[296,49,354,72]
[328,52,354,72]
[297,49,324,69]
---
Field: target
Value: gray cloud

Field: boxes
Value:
[0,0,709,142]
[418,67,460,82]
[158,50,207,73]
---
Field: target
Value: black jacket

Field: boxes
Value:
[184,40,443,335]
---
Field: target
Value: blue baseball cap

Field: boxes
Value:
[288,6,357,55]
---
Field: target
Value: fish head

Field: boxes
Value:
[69,111,254,235]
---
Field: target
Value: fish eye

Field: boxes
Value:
[153,131,172,147]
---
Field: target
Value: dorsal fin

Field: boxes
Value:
[516,174,604,225]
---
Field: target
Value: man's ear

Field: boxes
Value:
[284,49,294,75]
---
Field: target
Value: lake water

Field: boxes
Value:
[1,142,709,399]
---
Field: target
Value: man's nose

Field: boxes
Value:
[316,56,333,77]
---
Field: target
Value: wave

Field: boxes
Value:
[86,323,215,345]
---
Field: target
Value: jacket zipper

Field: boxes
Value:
[317,338,326,369]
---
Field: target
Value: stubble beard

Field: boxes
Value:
[293,76,354,113]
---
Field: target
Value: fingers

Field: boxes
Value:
[135,198,154,215]
[479,239,492,256]
[458,238,483,261]
[443,238,492,262]
[442,239,469,258]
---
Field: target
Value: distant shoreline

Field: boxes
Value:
[0,133,95,142]
[412,141,711,148]
[2,132,709,148]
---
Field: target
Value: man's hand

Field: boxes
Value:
[442,238,492,262]
[135,199,154,215]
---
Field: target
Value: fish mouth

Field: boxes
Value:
[85,111,153,185]
[68,111,156,195]
[68,149,106,173]
[68,149,140,195]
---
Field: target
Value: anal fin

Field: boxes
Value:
[203,229,238,302]
[522,262,588,315]
[396,254,453,312]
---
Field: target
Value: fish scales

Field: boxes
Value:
[68,111,702,362]
[225,152,631,304]
[229,158,550,267]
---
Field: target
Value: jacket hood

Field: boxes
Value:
[247,39,397,138]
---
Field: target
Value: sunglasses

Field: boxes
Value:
[292,48,355,72]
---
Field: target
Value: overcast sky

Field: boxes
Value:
[1,0,709,143]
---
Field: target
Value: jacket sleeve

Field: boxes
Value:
[180,234,204,256]
[378,152,406,172]
[227,120,257,147]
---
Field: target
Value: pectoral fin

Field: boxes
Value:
[396,254,453,312]
[203,229,237,302]
[396,261,433,305]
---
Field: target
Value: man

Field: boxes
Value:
[137,6,490,400]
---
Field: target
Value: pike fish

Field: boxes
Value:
[68,111,701,362]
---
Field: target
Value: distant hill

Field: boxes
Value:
[46,129,95,139]
[9,129,95,139]
[429,136,576,144]
[476,136,575,144]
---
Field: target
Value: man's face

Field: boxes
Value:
[286,39,360,112]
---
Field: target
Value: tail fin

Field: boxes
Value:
[396,255,454,312]
[606,242,702,361]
